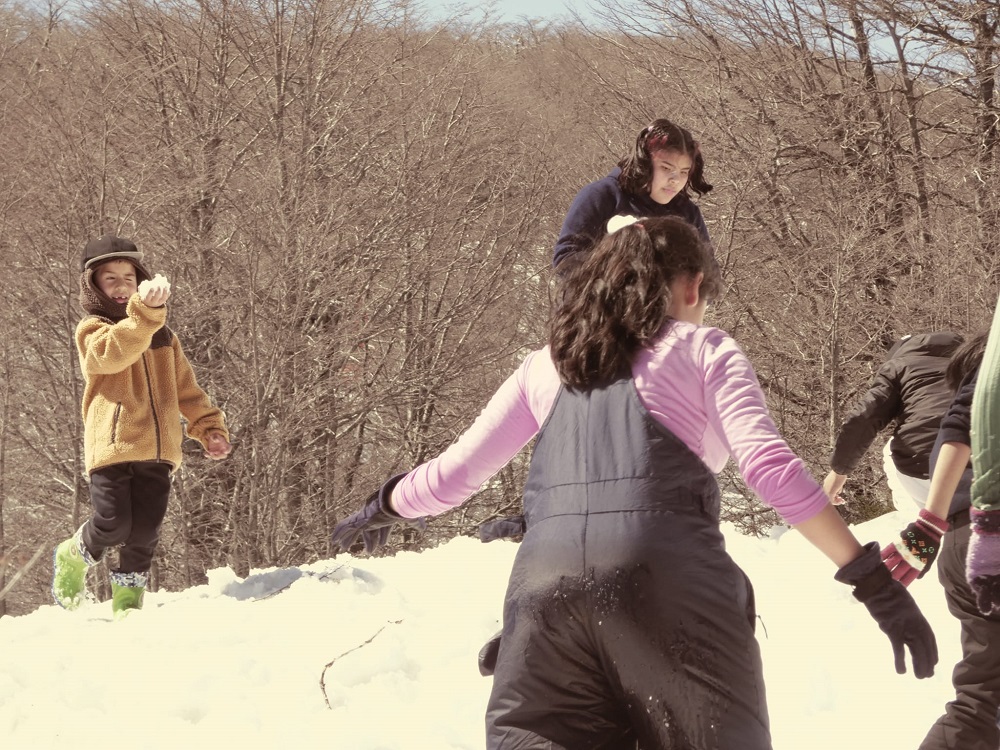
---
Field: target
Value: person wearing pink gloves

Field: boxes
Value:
[878,329,1000,750]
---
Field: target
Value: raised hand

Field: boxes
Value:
[138,273,171,307]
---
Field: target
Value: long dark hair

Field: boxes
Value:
[946,329,989,390]
[617,119,713,198]
[550,216,722,390]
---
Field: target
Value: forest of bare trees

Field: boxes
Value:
[1,0,998,616]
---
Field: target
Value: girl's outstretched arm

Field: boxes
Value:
[792,482,938,678]
[926,442,972,518]
[791,503,865,568]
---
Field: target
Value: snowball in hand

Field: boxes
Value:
[138,273,170,297]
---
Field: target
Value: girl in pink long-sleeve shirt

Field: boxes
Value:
[392,321,829,525]
[331,216,937,750]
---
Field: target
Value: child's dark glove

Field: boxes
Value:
[835,542,938,679]
[967,508,1000,615]
[330,474,427,554]
[477,630,503,676]
[478,515,526,542]
[881,509,950,586]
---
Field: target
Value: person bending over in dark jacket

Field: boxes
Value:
[823,331,964,509]
[332,216,936,750]
[553,118,713,270]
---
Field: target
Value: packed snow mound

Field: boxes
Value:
[0,518,963,749]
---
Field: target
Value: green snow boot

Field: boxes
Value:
[110,571,148,620]
[51,526,95,610]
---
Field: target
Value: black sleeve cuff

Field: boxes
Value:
[377,472,410,517]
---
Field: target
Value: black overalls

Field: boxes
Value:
[485,378,772,750]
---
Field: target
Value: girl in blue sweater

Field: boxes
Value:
[553,118,713,269]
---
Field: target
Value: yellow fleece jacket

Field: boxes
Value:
[76,293,228,474]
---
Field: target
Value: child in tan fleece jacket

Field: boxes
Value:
[52,234,231,618]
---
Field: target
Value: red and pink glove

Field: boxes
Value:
[881,509,950,587]
[967,508,1000,615]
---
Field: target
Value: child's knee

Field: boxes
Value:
[101,521,133,548]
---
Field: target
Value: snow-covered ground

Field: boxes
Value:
[0,505,964,749]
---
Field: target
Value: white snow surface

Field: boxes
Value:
[0,507,965,749]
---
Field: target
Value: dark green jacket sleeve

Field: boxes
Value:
[972,299,1000,512]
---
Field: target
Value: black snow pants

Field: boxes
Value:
[83,460,172,574]
[919,510,1000,750]
[485,378,771,750]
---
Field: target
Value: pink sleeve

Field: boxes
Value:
[699,332,830,525]
[391,350,555,518]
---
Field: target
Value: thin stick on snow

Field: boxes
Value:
[320,619,404,709]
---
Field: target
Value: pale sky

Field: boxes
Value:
[425,0,598,24]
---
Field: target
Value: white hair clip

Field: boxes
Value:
[607,214,642,234]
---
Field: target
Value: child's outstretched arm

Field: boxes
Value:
[792,503,864,567]
[882,364,976,586]
[792,505,938,679]
[76,299,166,375]
[880,442,965,586]
[702,334,937,679]
[330,350,549,553]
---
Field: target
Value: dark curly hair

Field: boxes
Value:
[946,329,989,391]
[617,119,713,199]
[550,216,722,390]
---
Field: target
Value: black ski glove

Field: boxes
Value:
[477,629,503,676]
[478,515,526,543]
[835,542,938,679]
[330,473,427,554]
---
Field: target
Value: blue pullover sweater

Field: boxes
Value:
[553,168,711,268]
